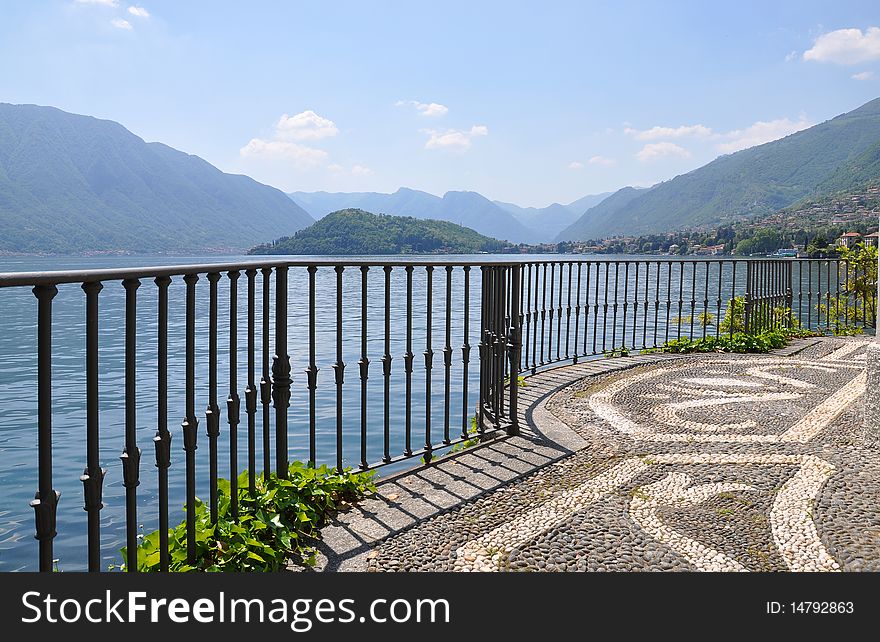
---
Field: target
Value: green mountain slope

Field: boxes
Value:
[0,103,313,253]
[557,97,880,241]
[814,139,880,194]
[249,208,510,255]
[556,187,649,241]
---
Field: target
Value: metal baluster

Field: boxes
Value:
[583,262,591,356]
[730,262,738,339]
[642,261,650,349]
[382,266,392,462]
[495,266,502,419]
[665,262,672,344]
[306,266,318,466]
[272,266,290,478]
[677,262,685,340]
[404,265,414,456]
[630,262,638,349]
[82,281,105,572]
[359,266,370,470]
[508,264,522,436]
[477,266,487,435]
[226,271,240,520]
[621,262,629,349]
[443,266,453,445]
[31,284,59,573]
[259,268,271,479]
[524,264,532,372]
[205,272,221,524]
[653,263,661,348]
[592,262,600,355]
[806,261,813,330]
[121,278,141,571]
[461,266,472,440]
[690,261,697,339]
[715,262,723,339]
[424,266,434,463]
[532,264,540,373]
[565,262,572,360]
[547,263,554,365]
[556,262,563,361]
[332,266,345,473]
[152,276,170,571]
[573,263,582,363]
[244,269,257,494]
[181,273,199,566]
[602,263,610,352]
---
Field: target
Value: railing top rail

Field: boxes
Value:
[0,255,807,289]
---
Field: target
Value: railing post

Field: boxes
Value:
[272,265,290,478]
[744,261,753,334]
[81,280,106,572]
[507,264,522,436]
[31,284,59,573]
[121,278,141,572]
[181,273,199,566]
[153,275,171,572]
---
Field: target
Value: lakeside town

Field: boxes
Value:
[504,183,880,257]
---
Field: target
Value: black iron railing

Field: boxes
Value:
[0,256,874,572]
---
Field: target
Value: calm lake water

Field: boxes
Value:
[0,253,846,571]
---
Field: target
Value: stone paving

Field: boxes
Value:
[317,337,880,572]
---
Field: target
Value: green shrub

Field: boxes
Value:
[661,329,789,354]
[719,296,746,334]
[121,462,375,572]
[817,243,877,333]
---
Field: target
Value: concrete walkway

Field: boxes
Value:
[317,337,880,572]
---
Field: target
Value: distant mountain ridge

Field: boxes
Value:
[0,103,313,253]
[557,97,880,241]
[493,192,611,239]
[289,188,612,243]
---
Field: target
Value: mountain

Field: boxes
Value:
[556,97,880,241]
[288,188,538,243]
[563,192,614,215]
[0,103,313,253]
[249,208,511,255]
[556,187,650,241]
[814,139,880,194]
[492,192,612,240]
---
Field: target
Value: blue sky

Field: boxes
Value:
[1,1,879,206]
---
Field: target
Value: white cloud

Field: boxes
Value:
[852,70,874,80]
[274,110,338,141]
[422,125,488,151]
[625,124,712,140]
[326,163,373,176]
[635,142,691,162]
[568,161,583,170]
[803,27,880,65]
[396,100,449,117]
[588,155,616,166]
[128,6,150,18]
[716,116,812,153]
[111,18,133,30]
[239,139,328,167]
[75,0,119,6]
[785,50,798,62]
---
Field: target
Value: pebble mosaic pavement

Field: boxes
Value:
[318,338,880,572]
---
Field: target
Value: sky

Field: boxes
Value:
[1,1,879,207]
